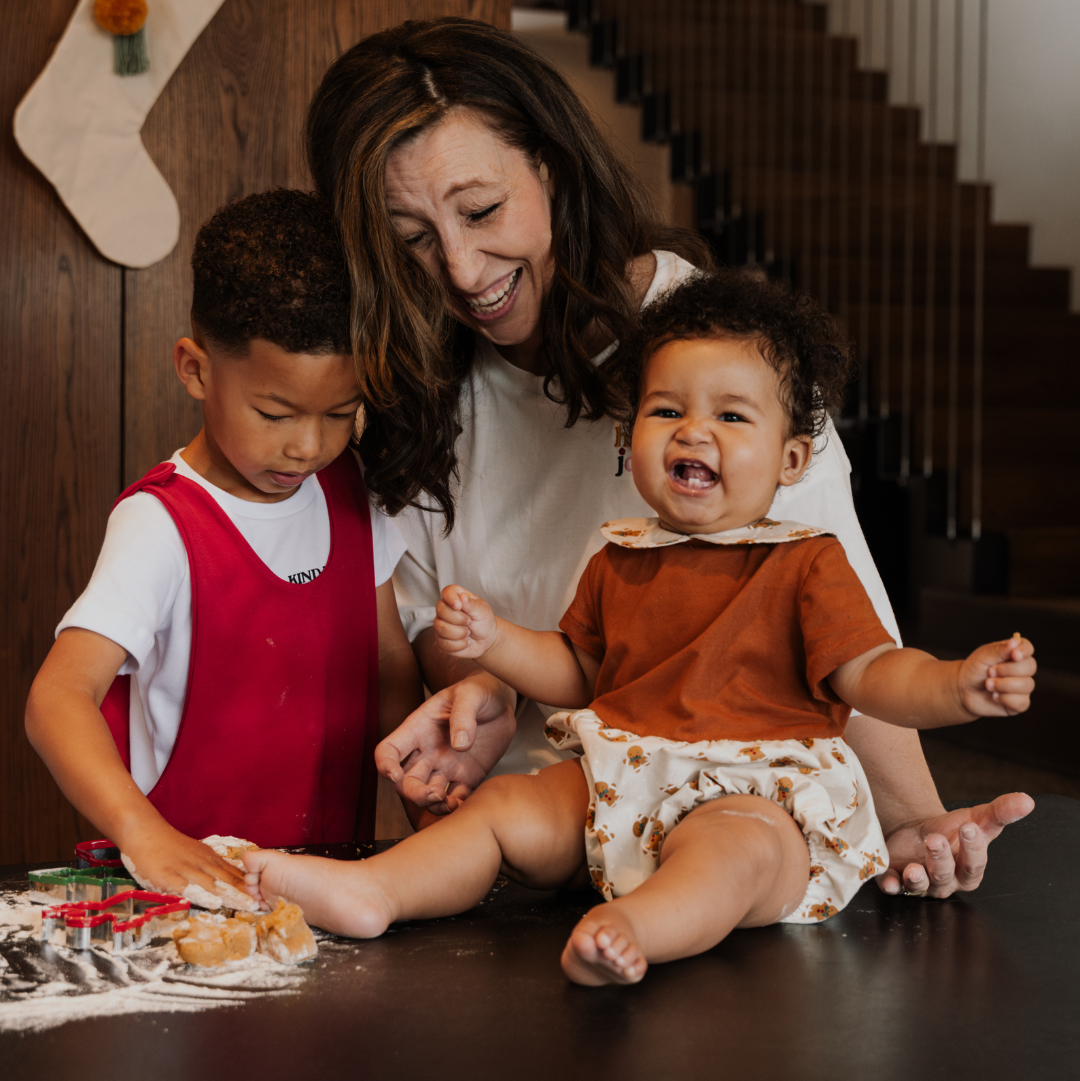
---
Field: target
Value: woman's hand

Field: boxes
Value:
[878,792,1035,897]
[958,636,1036,717]
[374,670,517,816]
[434,585,499,659]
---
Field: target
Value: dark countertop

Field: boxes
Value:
[2,796,1076,1080]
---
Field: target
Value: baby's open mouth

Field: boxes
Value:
[670,460,718,490]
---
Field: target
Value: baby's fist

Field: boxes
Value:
[434,585,498,659]
[958,635,1036,718]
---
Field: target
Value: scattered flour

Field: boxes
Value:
[0,887,312,1034]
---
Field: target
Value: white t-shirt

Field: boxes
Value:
[59,449,407,794]
[393,250,901,776]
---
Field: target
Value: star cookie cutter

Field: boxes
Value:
[40,890,190,952]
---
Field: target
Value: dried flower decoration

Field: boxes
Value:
[94,0,149,76]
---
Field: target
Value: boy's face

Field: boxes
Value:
[175,337,361,502]
[630,336,812,535]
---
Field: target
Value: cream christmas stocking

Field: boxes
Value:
[14,0,226,269]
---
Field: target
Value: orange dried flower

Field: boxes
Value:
[94,0,148,37]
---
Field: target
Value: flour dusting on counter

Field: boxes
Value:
[0,885,317,1034]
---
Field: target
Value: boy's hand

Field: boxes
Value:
[119,820,247,898]
[957,636,1036,718]
[434,585,499,660]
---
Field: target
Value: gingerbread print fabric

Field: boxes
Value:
[546,709,888,923]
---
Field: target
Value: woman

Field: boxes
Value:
[306,17,1031,897]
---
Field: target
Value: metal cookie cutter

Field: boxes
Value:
[74,839,125,868]
[40,890,190,952]
[28,838,134,904]
[28,865,137,905]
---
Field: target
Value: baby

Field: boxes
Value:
[243,271,1035,985]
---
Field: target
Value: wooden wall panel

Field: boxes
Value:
[0,1,119,863]
[2,0,510,864]
[125,0,512,482]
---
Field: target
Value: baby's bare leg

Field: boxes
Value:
[563,793,810,986]
[243,759,589,938]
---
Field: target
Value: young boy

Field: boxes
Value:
[26,190,421,904]
[241,271,1035,984]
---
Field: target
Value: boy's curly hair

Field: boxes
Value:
[607,269,855,440]
[190,189,349,355]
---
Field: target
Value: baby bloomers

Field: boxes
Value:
[545,709,888,922]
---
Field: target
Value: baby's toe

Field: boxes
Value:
[600,930,632,960]
[241,849,272,875]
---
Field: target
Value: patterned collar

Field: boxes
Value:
[600,516,831,549]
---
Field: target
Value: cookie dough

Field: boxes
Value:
[173,902,317,966]
[256,899,318,964]
[174,912,257,967]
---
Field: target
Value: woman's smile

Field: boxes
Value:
[460,267,522,320]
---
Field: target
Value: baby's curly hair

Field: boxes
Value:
[190,189,349,356]
[608,269,855,440]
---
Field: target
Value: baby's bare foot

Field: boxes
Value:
[241,850,395,939]
[561,906,647,986]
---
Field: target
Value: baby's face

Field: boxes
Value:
[201,339,361,500]
[630,336,812,535]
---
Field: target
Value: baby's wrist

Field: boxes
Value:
[952,658,981,719]
[478,617,510,662]
[477,617,499,657]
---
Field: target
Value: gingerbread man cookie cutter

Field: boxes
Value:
[40,890,190,952]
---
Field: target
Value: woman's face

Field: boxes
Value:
[384,109,555,366]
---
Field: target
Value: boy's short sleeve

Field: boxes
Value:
[558,548,607,662]
[799,538,896,703]
[56,493,189,671]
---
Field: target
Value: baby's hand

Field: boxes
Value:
[434,585,499,659]
[957,635,1036,718]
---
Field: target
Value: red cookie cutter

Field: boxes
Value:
[74,839,124,868]
[41,890,190,952]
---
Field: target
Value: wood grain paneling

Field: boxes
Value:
[125,0,512,482]
[2,0,510,863]
[0,1,119,863]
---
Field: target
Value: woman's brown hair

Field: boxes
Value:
[306,17,710,529]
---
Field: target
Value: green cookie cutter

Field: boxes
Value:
[28,865,137,905]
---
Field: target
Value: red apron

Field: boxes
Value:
[100,454,380,846]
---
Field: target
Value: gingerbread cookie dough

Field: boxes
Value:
[174,912,257,967]
[256,900,318,964]
[173,901,317,967]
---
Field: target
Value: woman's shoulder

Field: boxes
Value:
[629,250,700,309]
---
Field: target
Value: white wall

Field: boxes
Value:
[820,0,1080,309]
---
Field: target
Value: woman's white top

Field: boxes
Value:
[393,251,899,776]
[58,449,407,793]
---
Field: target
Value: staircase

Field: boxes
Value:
[566,0,1080,770]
